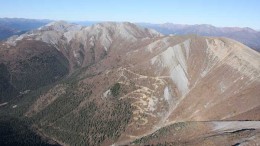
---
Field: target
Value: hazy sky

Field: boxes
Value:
[1,0,260,29]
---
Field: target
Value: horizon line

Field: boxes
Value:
[1,17,259,30]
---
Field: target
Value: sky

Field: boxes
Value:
[1,0,260,29]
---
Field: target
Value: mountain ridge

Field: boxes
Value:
[1,18,259,52]
[138,22,260,52]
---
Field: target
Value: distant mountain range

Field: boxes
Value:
[0,18,51,40]
[138,23,260,52]
[0,18,259,52]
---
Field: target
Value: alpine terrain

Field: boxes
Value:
[0,21,259,146]
[0,18,51,40]
[139,23,260,52]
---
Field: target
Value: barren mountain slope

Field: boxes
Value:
[0,21,161,101]
[0,22,259,145]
